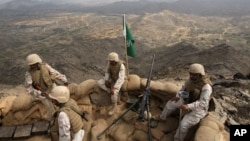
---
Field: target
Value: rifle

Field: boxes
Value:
[137,54,155,141]
[64,106,89,122]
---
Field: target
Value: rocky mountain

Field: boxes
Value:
[0,2,249,85]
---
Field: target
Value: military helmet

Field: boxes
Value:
[107,52,119,62]
[189,63,205,75]
[26,54,42,65]
[49,86,70,103]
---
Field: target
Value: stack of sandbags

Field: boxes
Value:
[8,94,49,125]
[194,113,229,141]
[11,94,34,112]
[14,103,47,124]
[12,93,48,123]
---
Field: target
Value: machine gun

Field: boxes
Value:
[137,54,155,141]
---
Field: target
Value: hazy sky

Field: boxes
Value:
[0,0,179,5]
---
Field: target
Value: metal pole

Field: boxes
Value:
[123,14,129,76]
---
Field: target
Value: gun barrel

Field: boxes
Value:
[138,54,155,120]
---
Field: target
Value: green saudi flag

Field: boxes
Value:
[125,23,136,57]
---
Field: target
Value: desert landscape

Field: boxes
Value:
[0,0,250,141]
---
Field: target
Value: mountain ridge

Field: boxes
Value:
[1,0,250,16]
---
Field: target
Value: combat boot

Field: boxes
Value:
[108,104,117,116]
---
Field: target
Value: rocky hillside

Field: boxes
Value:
[0,9,250,85]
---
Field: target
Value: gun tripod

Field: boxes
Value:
[137,90,153,141]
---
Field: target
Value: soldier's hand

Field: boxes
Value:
[64,82,69,86]
[180,104,189,111]
[41,92,47,97]
[105,80,111,88]
[170,97,180,102]
[110,87,115,95]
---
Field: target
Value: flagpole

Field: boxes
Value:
[123,14,129,76]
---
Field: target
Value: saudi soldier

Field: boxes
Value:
[24,53,68,120]
[49,86,85,141]
[160,63,213,141]
[97,52,126,115]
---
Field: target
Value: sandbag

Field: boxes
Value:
[110,122,134,141]
[0,96,17,116]
[194,126,224,141]
[121,74,141,91]
[91,119,107,141]
[200,113,225,131]
[122,110,137,124]
[68,83,78,95]
[77,79,97,97]
[141,79,179,101]
[151,128,164,141]
[194,113,229,141]
[14,102,47,124]
[82,117,92,141]
[132,130,148,141]
[151,81,179,95]
[134,122,148,133]
[1,111,18,126]
[11,94,34,112]
[157,117,179,133]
